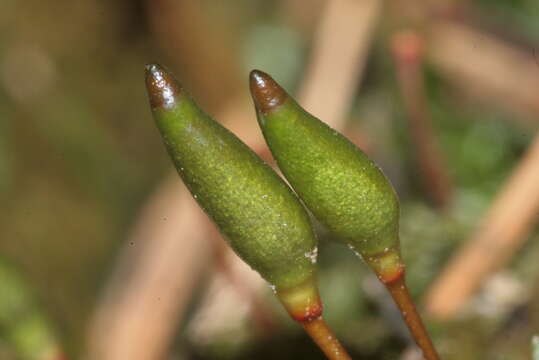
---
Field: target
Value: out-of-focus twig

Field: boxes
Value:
[425,132,539,319]
[210,236,277,333]
[427,21,539,125]
[392,30,453,209]
[85,174,214,360]
[298,0,382,130]
[146,0,243,111]
[283,0,325,38]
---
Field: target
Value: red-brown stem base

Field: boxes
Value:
[277,277,323,322]
[277,278,352,359]
[301,317,352,360]
[385,272,440,360]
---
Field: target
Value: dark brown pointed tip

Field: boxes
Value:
[249,70,288,114]
[145,63,182,109]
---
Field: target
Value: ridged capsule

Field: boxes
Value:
[145,64,322,320]
[250,70,403,282]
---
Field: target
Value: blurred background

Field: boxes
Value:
[1,0,539,359]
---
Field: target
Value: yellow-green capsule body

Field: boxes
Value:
[146,65,321,319]
[250,70,403,281]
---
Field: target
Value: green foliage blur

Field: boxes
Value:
[0,0,538,359]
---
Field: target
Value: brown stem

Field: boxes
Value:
[392,30,453,209]
[277,278,351,359]
[385,273,440,360]
[301,317,352,360]
[424,133,539,319]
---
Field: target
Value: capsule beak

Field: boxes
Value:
[145,63,182,109]
[249,70,288,114]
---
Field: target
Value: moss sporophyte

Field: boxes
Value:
[249,70,441,360]
[145,64,351,360]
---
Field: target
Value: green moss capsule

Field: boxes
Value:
[249,70,403,282]
[145,64,321,320]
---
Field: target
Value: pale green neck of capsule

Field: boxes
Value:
[256,98,401,259]
[276,275,322,322]
[151,92,319,290]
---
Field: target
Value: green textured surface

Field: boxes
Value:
[255,97,400,257]
[149,74,318,290]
